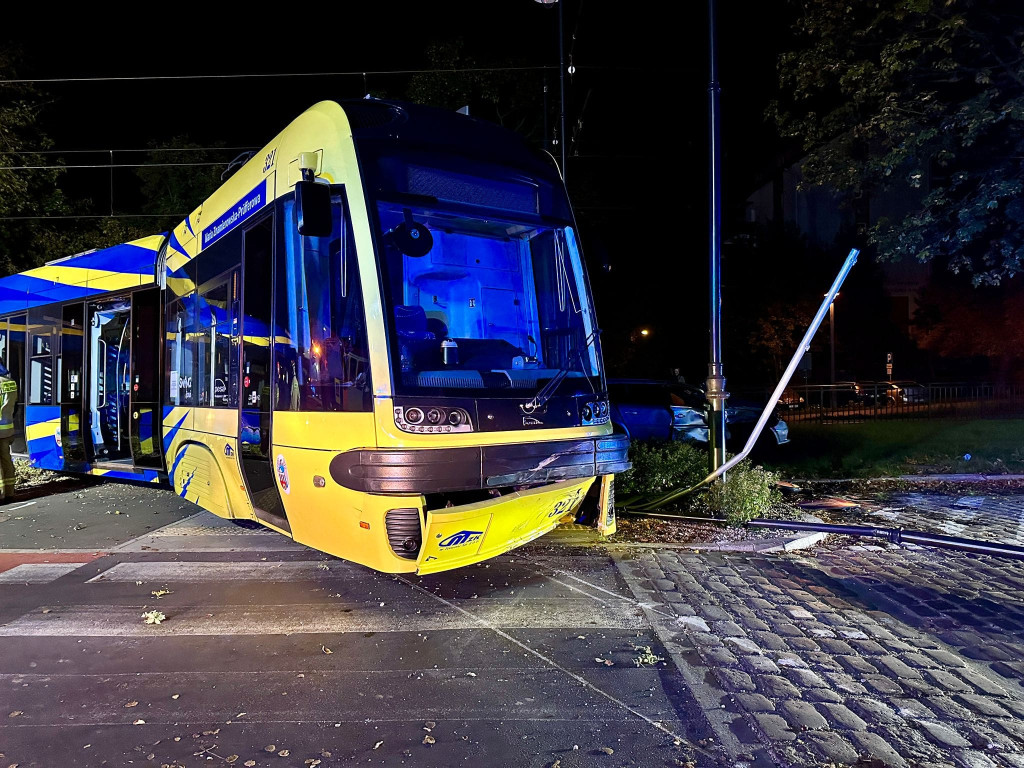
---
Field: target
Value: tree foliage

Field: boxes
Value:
[403,39,546,147]
[914,274,1024,381]
[135,137,229,233]
[0,44,77,274]
[771,0,1024,286]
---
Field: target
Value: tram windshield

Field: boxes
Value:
[377,199,604,398]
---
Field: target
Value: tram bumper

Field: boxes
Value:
[415,477,594,575]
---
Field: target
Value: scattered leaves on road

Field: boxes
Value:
[124,701,138,708]
[321,645,333,654]
[8,711,23,718]
[373,741,383,750]
[142,610,166,625]
[422,735,436,746]
[132,719,145,725]
[632,644,665,667]
[151,588,172,598]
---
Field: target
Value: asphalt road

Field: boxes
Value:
[5,477,1024,768]
[0,481,724,768]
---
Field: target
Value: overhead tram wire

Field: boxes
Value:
[0,161,238,171]
[0,65,558,86]
[0,147,259,155]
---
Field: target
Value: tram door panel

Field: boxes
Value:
[239,217,289,529]
[86,298,133,462]
[59,304,87,466]
[130,287,163,468]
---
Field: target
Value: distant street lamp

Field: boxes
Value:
[828,292,839,387]
[534,0,568,184]
[827,292,839,408]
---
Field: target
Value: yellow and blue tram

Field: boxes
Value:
[0,99,628,573]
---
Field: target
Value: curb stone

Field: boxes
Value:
[547,516,832,554]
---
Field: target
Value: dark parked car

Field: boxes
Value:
[608,378,789,453]
[777,386,805,410]
[832,380,864,405]
[857,381,906,406]
[890,380,929,403]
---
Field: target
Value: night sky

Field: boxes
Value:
[5,2,796,385]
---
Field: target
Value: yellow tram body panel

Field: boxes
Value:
[416,477,592,574]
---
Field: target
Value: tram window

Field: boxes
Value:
[275,195,371,412]
[198,229,242,287]
[196,278,237,408]
[164,297,195,406]
[27,308,56,406]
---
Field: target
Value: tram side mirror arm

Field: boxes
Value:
[295,181,332,237]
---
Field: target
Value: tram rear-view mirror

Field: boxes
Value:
[295,181,332,237]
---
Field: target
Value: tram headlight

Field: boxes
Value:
[580,399,610,426]
[394,405,473,433]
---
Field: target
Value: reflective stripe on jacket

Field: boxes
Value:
[0,376,17,435]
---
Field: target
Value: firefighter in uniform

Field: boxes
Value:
[0,362,16,504]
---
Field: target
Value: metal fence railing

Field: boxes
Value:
[736,382,1024,424]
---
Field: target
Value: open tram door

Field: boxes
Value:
[237,216,290,532]
[70,287,163,471]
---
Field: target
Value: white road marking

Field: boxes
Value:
[0,563,86,583]
[109,512,304,553]
[0,598,647,636]
[85,561,358,583]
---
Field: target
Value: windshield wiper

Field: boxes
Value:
[520,328,601,414]
[521,364,572,415]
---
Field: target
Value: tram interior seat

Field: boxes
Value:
[394,305,435,340]
[395,304,441,369]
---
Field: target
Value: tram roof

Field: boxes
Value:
[0,234,166,316]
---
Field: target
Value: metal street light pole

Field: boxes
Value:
[829,301,836,387]
[706,0,728,474]
[534,0,567,184]
[826,292,839,408]
[558,0,566,184]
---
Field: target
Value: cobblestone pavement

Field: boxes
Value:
[617,540,1024,767]
[831,490,1024,548]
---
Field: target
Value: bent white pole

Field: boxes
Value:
[627,247,860,511]
[706,247,859,484]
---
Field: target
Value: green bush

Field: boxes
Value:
[616,439,708,499]
[699,461,782,526]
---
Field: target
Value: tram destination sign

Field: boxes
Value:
[202,179,268,249]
